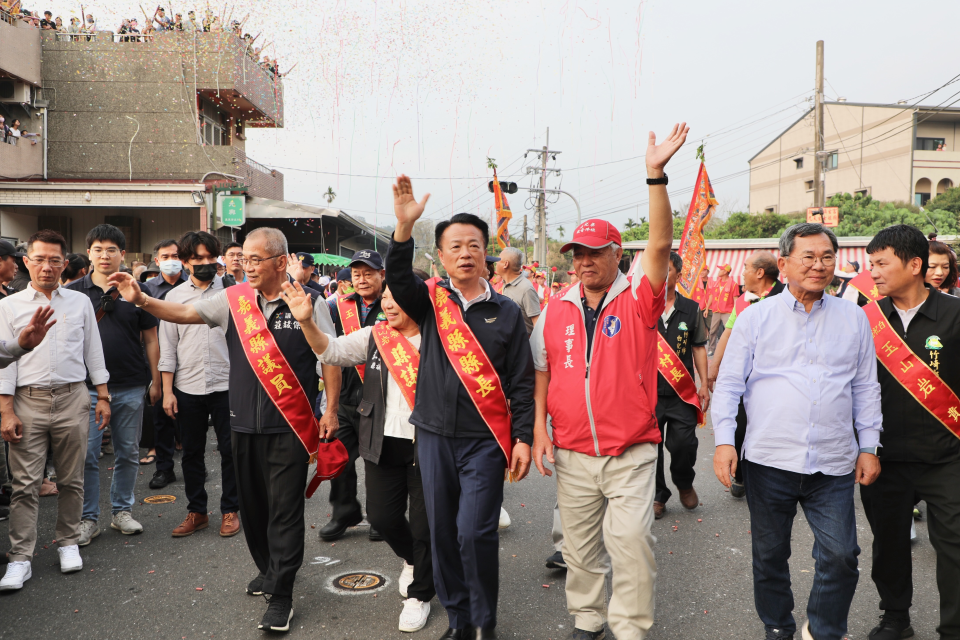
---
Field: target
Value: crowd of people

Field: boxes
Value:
[0,3,284,78]
[0,124,958,640]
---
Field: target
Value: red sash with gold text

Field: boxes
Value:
[371,321,420,411]
[656,334,705,427]
[336,296,366,382]
[225,283,326,496]
[849,272,960,440]
[426,278,513,462]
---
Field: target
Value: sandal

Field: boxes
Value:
[139,453,157,465]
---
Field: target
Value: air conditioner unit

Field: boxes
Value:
[0,80,30,103]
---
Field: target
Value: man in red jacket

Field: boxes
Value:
[707,264,739,355]
[531,123,688,640]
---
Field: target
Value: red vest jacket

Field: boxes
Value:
[540,273,665,456]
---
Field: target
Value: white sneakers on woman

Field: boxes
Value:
[399,598,431,632]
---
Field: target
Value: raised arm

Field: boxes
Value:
[386,175,432,324]
[641,123,689,294]
[107,271,204,324]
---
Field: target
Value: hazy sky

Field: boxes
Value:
[47,0,960,239]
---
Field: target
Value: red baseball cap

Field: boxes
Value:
[560,219,623,253]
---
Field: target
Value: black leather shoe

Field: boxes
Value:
[475,628,497,639]
[319,513,363,541]
[369,526,384,541]
[438,627,475,639]
[868,612,914,640]
[148,470,176,489]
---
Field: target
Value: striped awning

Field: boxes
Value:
[703,246,870,283]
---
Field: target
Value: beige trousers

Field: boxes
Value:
[555,442,658,640]
[7,383,90,561]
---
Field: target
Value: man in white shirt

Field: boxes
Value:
[0,230,110,591]
[158,231,239,539]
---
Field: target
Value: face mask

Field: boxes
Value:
[158,260,181,276]
[191,263,218,282]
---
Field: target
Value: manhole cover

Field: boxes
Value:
[143,495,176,504]
[334,573,384,591]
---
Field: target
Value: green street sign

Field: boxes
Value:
[219,195,245,227]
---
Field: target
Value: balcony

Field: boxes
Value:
[0,13,41,85]
[0,138,42,180]
[234,148,284,200]
[39,30,282,127]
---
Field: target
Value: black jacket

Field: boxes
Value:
[872,287,960,463]
[355,333,391,464]
[656,292,706,397]
[330,291,383,407]
[385,236,534,445]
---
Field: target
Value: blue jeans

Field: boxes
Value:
[82,386,146,521]
[742,460,860,640]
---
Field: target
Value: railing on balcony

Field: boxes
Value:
[245,157,274,175]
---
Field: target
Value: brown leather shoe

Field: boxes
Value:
[220,512,241,537]
[172,512,209,537]
[679,488,699,510]
[653,501,666,520]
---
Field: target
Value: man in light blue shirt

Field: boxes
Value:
[711,222,883,640]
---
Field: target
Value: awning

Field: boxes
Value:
[312,253,351,267]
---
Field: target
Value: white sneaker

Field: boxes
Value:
[111,511,144,535]
[398,561,414,598]
[911,519,917,541]
[398,598,430,633]
[58,545,83,573]
[78,519,100,546]
[498,506,511,530]
[0,561,32,591]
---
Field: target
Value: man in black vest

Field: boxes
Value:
[859,225,960,640]
[654,252,710,519]
[707,250,784,498]
[106,227,342,634]
[319,249,386,542]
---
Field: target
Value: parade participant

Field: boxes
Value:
[319,249,385,543]
[530,124,687,640]
[494,247,541,333]
[293,252,325,295]
[223,241,245,286]
[106,227,342,633]
[69,224,161,544]
[653,251,710,519]
[706,250,783,498]
[835,260,860,301]
[485,255,499,282]
[313,284,435,633]
[388,175,534,640]
[712,222,882,640]
[326,268,353,309]
[926,239,959,296]
[158,231,240,539]
[851,225,960,640]
[701,268,715,325]
[0,230,107,591]
[142,238,188,477]
[707,264,738,355]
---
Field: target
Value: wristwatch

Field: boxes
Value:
[859,446,880,455]
[646,173,668,186]
[97,393,112,403]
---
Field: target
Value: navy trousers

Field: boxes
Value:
[417,429,505,630]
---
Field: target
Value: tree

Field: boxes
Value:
[705,212,801,239]
[324,187,336,204]
[924,186,960,215]
[829,192,958,236]
[556,225,565,239]
[624,218,638,230]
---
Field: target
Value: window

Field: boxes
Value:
[916,137,946,151]
[201,116,225,146]
[764,206,777,213]
[794,158,804,169]
[854,188,871,198]
[805,180,814,191]
[823,151,838,171]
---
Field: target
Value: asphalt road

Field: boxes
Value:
[0,421,943,640]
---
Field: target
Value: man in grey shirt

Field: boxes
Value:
[107,227,341,633]
[495,246,542,334]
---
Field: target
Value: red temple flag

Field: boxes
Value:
[676,163,718,299]
[493,168,512,250]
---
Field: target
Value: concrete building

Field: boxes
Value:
[748,101,960,214]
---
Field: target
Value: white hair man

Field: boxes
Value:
[494,246,542,334]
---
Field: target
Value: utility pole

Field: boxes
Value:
[813,40,825,208]
[527,128,561,266]
[522,214,528,264]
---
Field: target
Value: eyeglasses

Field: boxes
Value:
[240,254,283,266]
[26,257,64,268]
[89,247,121,257]
[788,254,837,268]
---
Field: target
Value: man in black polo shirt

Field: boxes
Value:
[319,249,385,542]
[388,176,534,639]
[0,239,24,508]
[69,224,161,544]
[654,252,709,519]
[142,238,188,485]
[859,225,960,640]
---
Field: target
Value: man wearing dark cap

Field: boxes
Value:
[837,260,861,302]
[319,250,386,542]
[0,240,24,300]
[293,253,325,296]
[327,268,353,310]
